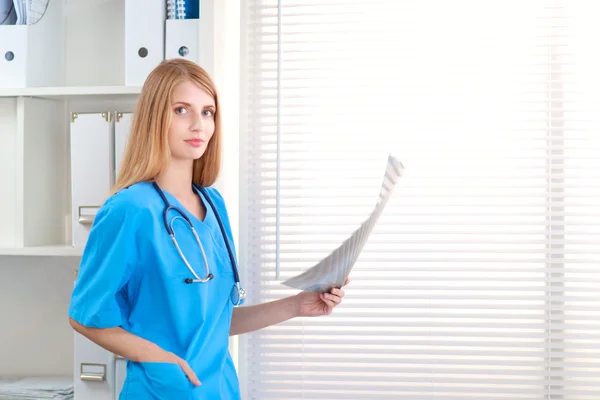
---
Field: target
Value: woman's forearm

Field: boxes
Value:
[68,317,167,362]
[229,296,300,336]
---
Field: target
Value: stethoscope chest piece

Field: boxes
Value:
[230,282,246,306]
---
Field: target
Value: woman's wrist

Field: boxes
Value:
[132,342,169,362]
[287,294,303,318]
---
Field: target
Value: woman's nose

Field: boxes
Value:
[191,113,204,131]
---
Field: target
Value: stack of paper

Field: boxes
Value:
[26,0,49,25]
[0,377,73,400]
[282,154,404,293]
[1,0,49,25]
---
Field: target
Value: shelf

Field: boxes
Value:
[0,246,83,257]
[0,86,142,100]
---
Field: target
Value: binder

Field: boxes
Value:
[0,0,64,88]
[72,114,131,400]
[0,26,27,88]
[124,0,165,86]
[114,356,127,399]
[70,112,114,248]
[167,0,200,20]
[114,112,133,180]
[165,19,199,64]
[73,332,118,400]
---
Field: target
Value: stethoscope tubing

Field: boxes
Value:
[152,181,241,286]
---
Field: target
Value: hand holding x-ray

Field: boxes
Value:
[282,154,404,293]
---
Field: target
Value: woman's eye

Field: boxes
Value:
[203,109,214,117]
[175,107,187,115]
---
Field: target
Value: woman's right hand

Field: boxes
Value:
[67,321,202,387]
[139,349,201,386]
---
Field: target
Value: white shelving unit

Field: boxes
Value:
[0,0,148,259]
[0,0,147,380]
[0,246,83,257]
[0,0,243,391]
[0,86,142,100]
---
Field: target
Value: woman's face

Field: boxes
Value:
[167,80,216,162]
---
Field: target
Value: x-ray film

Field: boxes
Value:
[281,154,404,293]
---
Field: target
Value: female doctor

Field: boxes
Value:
[67,58,348,399]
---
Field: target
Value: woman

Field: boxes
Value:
[68,58,348,399]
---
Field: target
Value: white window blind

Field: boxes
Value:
[239,1,600,399]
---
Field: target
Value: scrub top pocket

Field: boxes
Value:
[136,361,194,399]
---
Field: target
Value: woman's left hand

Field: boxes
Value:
[294,278,349,317]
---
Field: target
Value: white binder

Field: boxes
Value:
[114,112,133,180]
[124,0,165,86]
[0,1,64,88]
[73,273,126,400]
[0,26,27,88]
[71,111,127,397]
[114,356,127,398]
[74,332,120,400]
[165,19,199,64]
[70,112,114,248]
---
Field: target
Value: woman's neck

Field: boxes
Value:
[154,159,195,198]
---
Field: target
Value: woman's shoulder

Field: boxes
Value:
[201,186,230,214]
[201,186,234,224]
[202,186,225,203]
[110,181,155,204]
[100,181,158,221]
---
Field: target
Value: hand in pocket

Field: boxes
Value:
[140,350,201,386]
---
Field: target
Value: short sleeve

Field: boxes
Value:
[68,196,141,328]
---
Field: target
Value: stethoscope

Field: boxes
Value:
[152,181,246,307]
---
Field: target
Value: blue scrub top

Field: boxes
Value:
[68,181,241,400]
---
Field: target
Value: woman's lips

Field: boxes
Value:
[185,138,205,147]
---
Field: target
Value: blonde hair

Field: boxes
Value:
[111,58,222,196]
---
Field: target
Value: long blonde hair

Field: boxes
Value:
[111,59,222,195]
